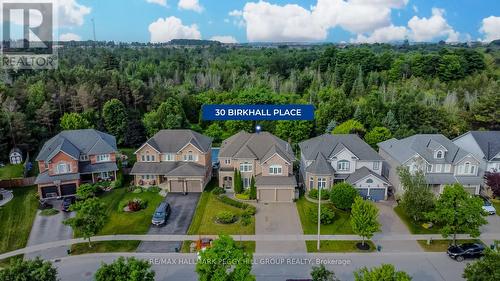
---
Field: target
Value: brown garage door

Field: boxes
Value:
[277,189,293,202]
[170,180,184,192]
[258,189,275,202]
[186,180,202,193]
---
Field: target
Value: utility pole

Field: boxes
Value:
[317,186,321,251]
[91,18,96,44]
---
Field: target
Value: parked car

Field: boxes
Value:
[61,196,75,212]
[478,196,496,215]
[447,243,485,262]
[151,202,171,226]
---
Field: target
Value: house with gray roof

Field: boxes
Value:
[218,131,296,202]
[378,134,482,196]
[35,129,118,199]
[130,129,212,193]
[299,134,389,201]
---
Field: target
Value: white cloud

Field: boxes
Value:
[210,35,238,44]
[146,0,167,7]
[479,16,500,42]
[407,8,459,42]
[352,25,407,43]
[56,0,91,27]
[178,0,203,13]
[229,10,243,17]
[148,16,201,42]
[59,32,81,41]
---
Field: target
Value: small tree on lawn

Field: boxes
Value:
[397,167,435,222]
[484,171,500,198]
[463,249,500,281]
[196,235,255,281]
[94,257,155,281]
[330,182,358,210]
[0,257,58,281]
[351,196,380,247]
[354,264,412,281]
[234,170,243,194]
[76,183,99,200]
[310,264,340,281]
[249,176,256,200]
[64,198,107,247]
[426,183,487,246]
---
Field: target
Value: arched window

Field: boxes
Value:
[436,150,443,159]
[366,178,373,183]
[337,160,350,171]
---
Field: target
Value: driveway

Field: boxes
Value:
[481,214,500,246]
[375,201,422,252]
[136,193,200,253]
[255,202,306,253]
[25,200,74,260]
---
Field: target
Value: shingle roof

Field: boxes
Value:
[299,134,383,161]
[79,162,118,174]
[143,130,212,153]
[378,134,471,165]
[424,173,482,186]
[345,167,389,185]
[36,129,117,161]
[34,171,80,185]
[255,175,297,187]
[468,131,500,161]
[305,152,335,175]
[219,131,295,163]
[130,161,206,177]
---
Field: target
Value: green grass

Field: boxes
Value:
[0,186,38,254]
[393,205,440,234]
[417,239,482,252]
[70,241,140,255]
[180,240,255,254]
[296,197,353,234]
[492,199,500,216]
[0,164,24,180]
[306,240,376,253]
[0,255,23,270]
[40,208,59,216]
[119,148,136,167]
[187,182,255,235]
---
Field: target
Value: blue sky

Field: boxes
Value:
[54,0,500,43]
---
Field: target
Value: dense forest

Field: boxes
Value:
[0,41,499,161]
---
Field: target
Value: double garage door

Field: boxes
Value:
[40,183,77,199]
[258,188,294,202]
[169,180,202,193]
[357,188,386,201]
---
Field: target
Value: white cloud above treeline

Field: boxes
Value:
[479,16,500,42]
[148,16,201,42]
[210,35,238,43]
[178,0,203,13]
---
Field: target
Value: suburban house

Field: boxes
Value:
[218,131,296,202]
[299,134,390,201]
[453,131,500,173]
[34,129,118,199]
[378,134,482,196]
[9,147,23,164]
[130,129,212,193]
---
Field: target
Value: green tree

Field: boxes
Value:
[0,257,57,281]
[60,112,92,130]
[103,99,128,145]
[332,119,366,136]
[471,90,500,130]
[382,110,399,132]
[64,198,107,247]
[354,264,412,281]
[364,127,392,148]
[234,170,243,194]
[310,264,339,281]
[142,98,186,136]
[204,123,224,144]
[426,183,487,245]
[76,183,99,200]
[397,167,435,222]
[249,176,256,200]
[330,182,358,210]
[351,197,380,247]
[463,249,500,281]
[275,120,313,143]
[94,257,155,281]
[196,235,255,281]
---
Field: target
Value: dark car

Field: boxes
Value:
[151,202,171,226]
[61,196,75,212]
[447,243,485,262]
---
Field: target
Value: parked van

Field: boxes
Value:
[151,202,171,226]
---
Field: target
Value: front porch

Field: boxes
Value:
[80,170,117,184]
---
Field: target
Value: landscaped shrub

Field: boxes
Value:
[133,187,143,193]
[76,183,100,200]
[216,195,256,215]
[147,186,161,193]
[215,211,237,224]
[211,187,225,195]
[330,182,358,210]
[308,188,329,200]
[249,176,257,200]
[241,213,252,226]
[122,198,147,212]
[309,205,336,225]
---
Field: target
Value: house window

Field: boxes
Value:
[99,171,111,179]
[224,159,231,165]
[184,151,197,162]
[318,178,327,189]
[243,177,250,188]
[458,162,477,175]
[444,164,451,173]
[373,162,380,170]
[163,154,175,161]
[366,178,374,183]
[240,162,253,172]
[141,155,145,161]
[309,177,314,189]
[96,154,110,162]
[436,164,442,173]
[427,164,432,172]
[141,175,152,180]
[56,162,70,174]
[435,150,444,159]
[269,165,282,175]
[337,160,350,171]
[79,154,89,161]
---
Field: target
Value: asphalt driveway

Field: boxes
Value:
[25,200,74,260]
[255,202,306,253]
[136,193,200,253]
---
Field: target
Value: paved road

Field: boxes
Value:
[54,252,468,281]
[481,214,500,246]
[25,200,74,260]
[255,202,306,253]
[137,193,200,253]
[375,201,422,252]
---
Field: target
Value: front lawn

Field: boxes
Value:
[393,205,440,234]
[0,186,38,254]
[296,197,353,234]
[70,241,140,255]
[181,240,255,254]
[187,182,255,235]
[306,240,376,253]
[417,239,483,252]
[0,164,24,180]
[492,199,500,216]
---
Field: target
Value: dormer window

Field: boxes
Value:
[56,162,70,174]
[435,150,444,159]
[269,165,282,175]
[184,151,197,162]
[337,160,350,171]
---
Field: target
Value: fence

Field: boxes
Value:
[0,177,36,188]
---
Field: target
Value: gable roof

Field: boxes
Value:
[378,134,473,165]
[299,134,383,161]
[140,130,212,154]
[36,129,117,161]
[305,152,335,175]
[468,131,500,161]
[219,131,295,163]
[345,167,389,185]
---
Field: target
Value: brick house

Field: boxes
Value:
[34,129,118,199]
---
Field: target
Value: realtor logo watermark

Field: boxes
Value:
[1,0,58,69]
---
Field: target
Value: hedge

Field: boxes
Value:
[216,195,257,215]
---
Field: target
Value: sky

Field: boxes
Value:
[13,0,500,43]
